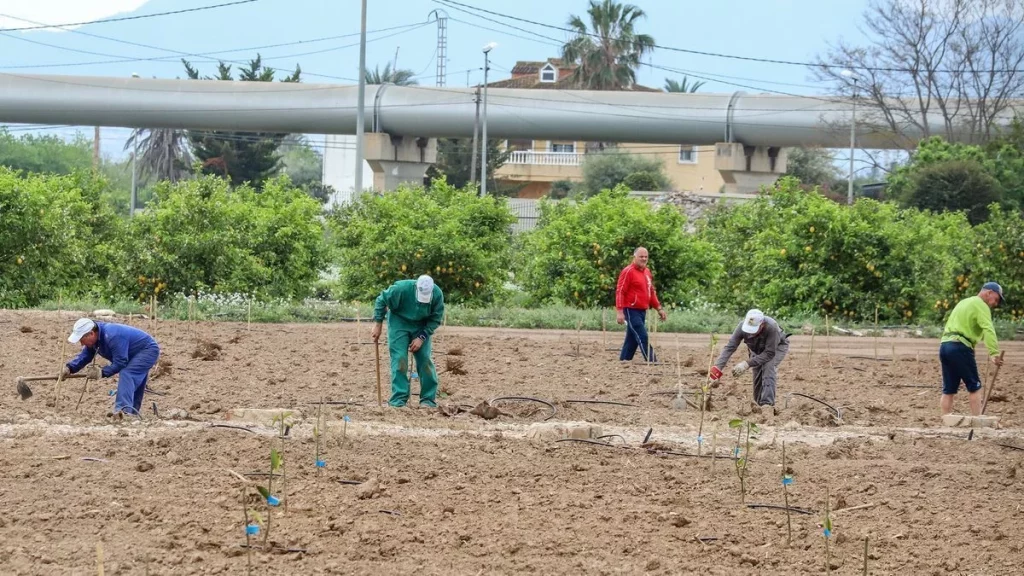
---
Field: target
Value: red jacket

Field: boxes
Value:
[616,264,661,311]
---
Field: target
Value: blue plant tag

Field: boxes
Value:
[108,389,116,396]
[823,528,832,538]
[316,460,326,468]
[343,415,351,422]
[245,524,259,535]
[782,476,793,486]
[733,447,740,457]
[696,435,704,445]
[267,495,281,507]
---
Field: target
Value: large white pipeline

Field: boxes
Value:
[0,74,1012,149]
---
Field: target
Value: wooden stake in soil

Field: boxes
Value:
[247,298,252,332]
[601,309,607,350]
[807,326,816,366]
[96,541,105,576]
[374,341,383,407]
[969,350,1006,441]
[782,441,793,546]
[873,305,879,360]
[356,306,362,345]
[710,420,719,475]
[825,315,834,368]
[863,536,869,576]
[54,338,68,407]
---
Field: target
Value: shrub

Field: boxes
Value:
[113,176,328,301]
[518,186,721,308]
[549,180,575,199]
[899,160,1003,225]
[964,205,1024,321]
[0,168,122,306]
[328,178,517,305]
[622,171,662,192]
[580,151,670,196]
[700,177,973,323]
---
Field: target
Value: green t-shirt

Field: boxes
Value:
[372,279,445,337]
[941,295,999,356]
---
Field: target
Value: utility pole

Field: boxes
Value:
[480,42,496,196]
[354,0,367,194]
[470,86,480,185]
[92,126,100,170]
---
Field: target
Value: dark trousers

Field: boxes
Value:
[619,308,657,362]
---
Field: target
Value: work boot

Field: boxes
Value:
[419,399,437,409]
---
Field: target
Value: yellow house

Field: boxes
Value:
[489,59,726,199]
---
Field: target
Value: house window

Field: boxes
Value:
[506,139,533,151]
[539,63,557,83]
[678,145,698,164]
[550,141,575,153]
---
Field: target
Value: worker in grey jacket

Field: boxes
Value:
[709,309,789,407]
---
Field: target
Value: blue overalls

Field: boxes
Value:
[67,322,161,416]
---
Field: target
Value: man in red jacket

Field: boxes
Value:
[616,246,667,362]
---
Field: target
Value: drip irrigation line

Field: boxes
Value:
[882,384,934,389]
[643,428,654,444]
[995,443,1024,452]
[239,544,307,553]
[649,390,700,397]
[785,393,842,421]
[596,434,628,444]
[208,424,257,433]
[337,479,364,485]
[564,399,640,408]
[555,438,616,448]
[490,396,556,421]
[243,472,282,477]
[747,504,815,515]
[846,356,894,362]
[144,387,168,396]
[379,509,402,516]
[318,401,365,406]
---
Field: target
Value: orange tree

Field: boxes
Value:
[516,186,721,308]
[960,204,1024,322]
[327,178,517,305]
[699,177,973,323]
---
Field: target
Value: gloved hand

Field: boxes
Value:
[85,364,102,380]
[60,365,72,378]
[731,361,750,377]
[709,366,723,381]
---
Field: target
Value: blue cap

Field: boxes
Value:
[982,282,1004,304]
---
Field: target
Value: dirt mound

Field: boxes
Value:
[150,358,173,380]
[191,339,223,361]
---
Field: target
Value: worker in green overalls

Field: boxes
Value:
[371,275,445,408]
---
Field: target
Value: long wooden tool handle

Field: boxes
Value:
[18,373,87,383]
[374,341,383,407]
[980,350,1007,416]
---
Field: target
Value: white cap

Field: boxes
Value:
[415,275,434,304]
[741,309,765,334]
[68,318,96,343]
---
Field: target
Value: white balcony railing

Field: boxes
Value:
[508,150,583,166]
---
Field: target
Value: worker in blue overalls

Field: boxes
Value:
[63,318,161,420]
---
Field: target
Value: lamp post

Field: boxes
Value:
[480,42,496,196]
[354,0,368,194]
[841,69,858,205]
[130,72,140,216]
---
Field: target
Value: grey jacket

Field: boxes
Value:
[715,316,789,370]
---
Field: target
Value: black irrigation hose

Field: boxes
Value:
[318,401,365,406]
[208,424,257,433]
[490,396,557,421]
[747,504,815,515]
[379,509,402,516]
[995,443,1024,452]
[846,356,893,362]
[244,472,282,478]
[786,392,842,421]
[883,384,933,389]
[596,434,628,444]
[555,438,617,448]
[556,438,738,461]
[337,479,364,485]
[649,390,699,397]
[144,387,168,396]
[564,399,640,408]
[239,545,307,553]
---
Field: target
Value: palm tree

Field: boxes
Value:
[664,77,706,93]
[364,63,418,86]
[561,0,655,90]
[124,128,192,183]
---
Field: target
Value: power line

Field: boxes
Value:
[434,0,1024,75]
[0,0,260,32]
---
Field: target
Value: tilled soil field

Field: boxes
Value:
[1,310,1023,575]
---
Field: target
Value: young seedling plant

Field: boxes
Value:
[257,448,284,549]
[271,411,294,515]
[781,441,794,545]
[729,418,759,503]
[314,398,327,475]
[241,486,264,574]
[823,486,835,574]
[696,333,719,454]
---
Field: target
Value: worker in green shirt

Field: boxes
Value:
[371,275,445,408]
[939,282,1005,416]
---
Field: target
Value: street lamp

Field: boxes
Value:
[130,72,140,216]
[480,42,497,196]
[841,69,858,205]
